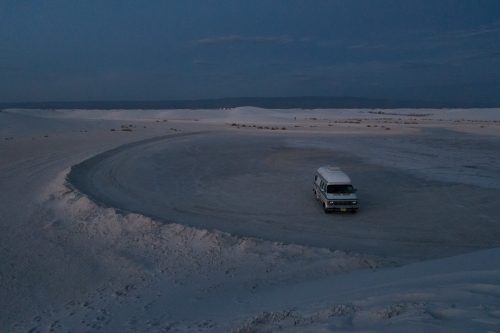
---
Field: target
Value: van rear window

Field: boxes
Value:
[327,184,354,194]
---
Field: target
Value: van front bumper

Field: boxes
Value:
[326,206,358,212]
[325,201,358,212]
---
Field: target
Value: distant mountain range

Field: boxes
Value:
[0,96,496,110]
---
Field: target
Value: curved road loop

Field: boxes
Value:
[68,131,500,260]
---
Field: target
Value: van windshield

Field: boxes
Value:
[327,184,354,194]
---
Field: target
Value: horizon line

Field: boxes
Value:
[1,95,498,109]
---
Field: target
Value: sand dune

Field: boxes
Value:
[1,108,499,332]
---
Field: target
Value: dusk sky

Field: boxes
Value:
[1,1,500,104]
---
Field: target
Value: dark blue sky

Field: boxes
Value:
[1,1,500,104]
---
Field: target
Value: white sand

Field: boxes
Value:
[1,107,499,332]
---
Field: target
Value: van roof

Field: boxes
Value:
[317,166,352,184]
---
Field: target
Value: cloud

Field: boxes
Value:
[348,43,386,50]
[192,60,217,66]
[490,52,500,59]
[400,61,444,70]
[399,51,498,71]
[453,24,500,38]
[195,35,293,46]
[428,21,500,41]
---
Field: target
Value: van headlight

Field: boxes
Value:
[352,201,358,205]
[328,201,334,205]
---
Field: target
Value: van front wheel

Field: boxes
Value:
[323,203,330,214]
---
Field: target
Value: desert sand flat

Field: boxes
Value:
[1,108,500,332]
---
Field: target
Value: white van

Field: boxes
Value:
[313,166,359,213]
